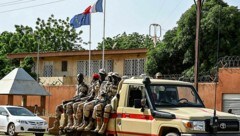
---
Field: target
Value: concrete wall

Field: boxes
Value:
[44,86,75,115]
[0,86,76,116]
[197,68,240,111]
[216,68,240,111]
[198,83,216,109]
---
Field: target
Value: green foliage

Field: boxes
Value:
[0,55,14,79]
[97,32,154,50]
[20,57,37,79]
[34,15,84,51]
[0,15,84,78]
[146,44,165,76]
[146,0,240,77]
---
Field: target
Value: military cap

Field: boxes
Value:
[98,69,107,75]
[112,72,119,78]
[107,72,113,77]
[93,73,100,79]
[155,72,163,78]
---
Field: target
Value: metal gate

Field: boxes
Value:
[223,94,240,115]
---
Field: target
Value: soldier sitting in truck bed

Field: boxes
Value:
[68,73,100,130]
[85,72,121,134]
[48,73,88,134]
[77,69,107,131]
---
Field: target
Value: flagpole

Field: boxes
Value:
[102,0,106,69]
[89,14,92,83]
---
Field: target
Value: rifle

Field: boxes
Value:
[62,99,74,105]
[73,95,89,103]
[62,94,84,104]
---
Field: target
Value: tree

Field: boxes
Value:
[0,55,14,79]
[0,15,84,78]
[146,0,240,77]
[34,14,84,52]
[97,32,153,50]
[20,57,37,80]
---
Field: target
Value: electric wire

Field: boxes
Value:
[151,0,183,39]
[0,0,65,14]
[0,0,26,6]
[161,0,184,27]
[153,0,166,22]
[0,0,38,7]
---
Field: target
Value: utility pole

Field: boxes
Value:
[149,23,161,47]
[36,41,40,83]
[194,0,202,91]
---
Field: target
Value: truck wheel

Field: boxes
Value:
[165,132,179,136]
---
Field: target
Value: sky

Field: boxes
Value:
[0,0,239,50]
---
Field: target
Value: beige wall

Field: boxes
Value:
[38,53,146,85]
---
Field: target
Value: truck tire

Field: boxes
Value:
[165,132,179,136]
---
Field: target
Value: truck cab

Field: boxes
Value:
[106,77,240,136]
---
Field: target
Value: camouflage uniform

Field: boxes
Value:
[48,104,64,134]
[83,72,120,133]
[97,72,120,134]
[72,76,101,130]
[77,69,107,131]
[65,81,88,129]
[48,73,88,134]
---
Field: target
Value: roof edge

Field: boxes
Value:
[7,48,147,59]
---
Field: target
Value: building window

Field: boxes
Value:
[77,61,88,76]
[62,61,68,72]
[43,61,53,77]
[77,60,113,76]
[124,58,145,76]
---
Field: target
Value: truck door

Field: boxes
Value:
[119,85,152,136]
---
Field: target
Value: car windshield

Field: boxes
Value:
[149,85,204,108]
[7,107,35,116]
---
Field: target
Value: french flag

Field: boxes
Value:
[90,0,103,13]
